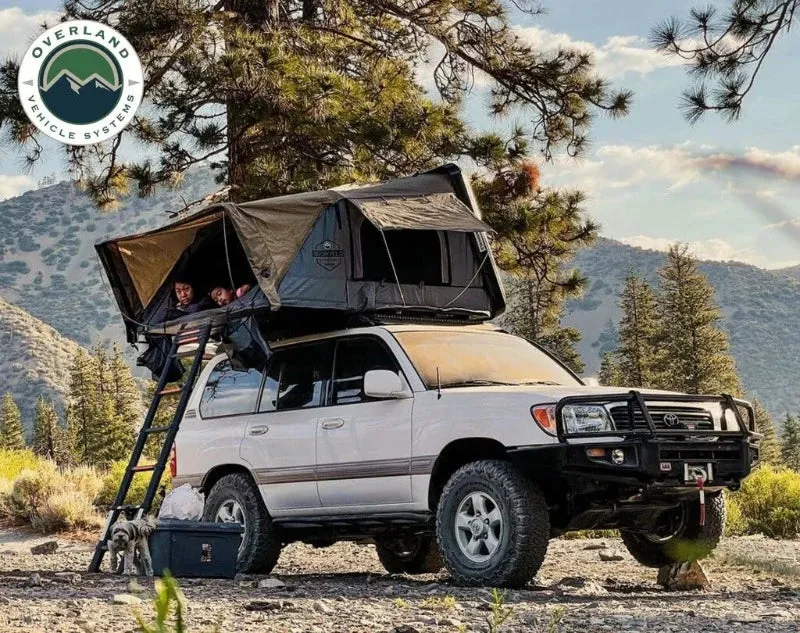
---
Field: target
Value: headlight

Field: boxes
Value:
[562,404,614,434]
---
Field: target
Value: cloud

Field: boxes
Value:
[0,174,34,200]
[515,27,685,79]
[0,7,58,59]
[548,143,800,197]
[617,235,800,270]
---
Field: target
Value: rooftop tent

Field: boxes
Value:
[96,164,507,343]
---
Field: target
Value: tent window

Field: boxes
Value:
[360,221,444,285]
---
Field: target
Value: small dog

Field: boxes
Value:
[107,515,158,576]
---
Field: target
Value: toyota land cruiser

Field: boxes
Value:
[172,323,760,587]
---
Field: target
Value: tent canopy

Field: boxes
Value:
[96,164,506,342]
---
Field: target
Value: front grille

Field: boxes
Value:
[609,405,715,432]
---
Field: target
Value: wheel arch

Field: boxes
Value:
[428,437,507,511]
[201,464,258,495]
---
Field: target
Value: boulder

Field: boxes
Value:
[30,541,58,555]
[657,561,710,591]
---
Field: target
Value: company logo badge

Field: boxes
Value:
[18,20,143,145]
[662,413,681,428]
[312,240,344,271]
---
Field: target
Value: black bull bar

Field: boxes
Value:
[554,391,761,442]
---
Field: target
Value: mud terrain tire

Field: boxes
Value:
[203,473,282,573]
[436,460,549,588]
[621,492,726,568]
[375,534,444,575]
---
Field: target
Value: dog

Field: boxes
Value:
[107,515,158,576]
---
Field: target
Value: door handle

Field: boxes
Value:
[321,418,345,430]
[249,425,269,436]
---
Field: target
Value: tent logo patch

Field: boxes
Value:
[18,20,143,145]
[313,240,344,271]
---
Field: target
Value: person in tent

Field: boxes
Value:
[210,284,253,307]
[170,278,213,317]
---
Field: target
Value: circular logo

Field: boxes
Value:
[18,20,143,145]
[663,413,681,428]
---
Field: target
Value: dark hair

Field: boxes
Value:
[173,277,193,287]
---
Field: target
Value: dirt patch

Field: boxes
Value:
[0,530,798,632]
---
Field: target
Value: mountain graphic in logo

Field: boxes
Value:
[38,41,123,125]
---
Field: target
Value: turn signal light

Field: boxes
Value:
[531,404,557,435]
[586,448,606,458]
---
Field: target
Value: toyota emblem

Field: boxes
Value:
[663,413,680,427]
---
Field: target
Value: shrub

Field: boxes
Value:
[0,449,41,481]
[33,490,102,533]
[0,477,13,518]
[9,460,61,522]
[726,466,800,539]
[97,460,172,512]
[64,465,103,503]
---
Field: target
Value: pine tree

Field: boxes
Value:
[616,273,660,388]
[66,347,139,466]
[653,1,795,122]
[0,1,630,207]
[106,344,139,452]
[481,168,597,373]
[656,244,742,395]
[781,413,800,471]
[66,349,103,465]
[0,392,26,450]
[598,352,623,387]
[32,397,70,465]
[752,399,782,467]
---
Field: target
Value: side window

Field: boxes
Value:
[333,338,399,405]
[200,360,263,418]
[270,342,334,411]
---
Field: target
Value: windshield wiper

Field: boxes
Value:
[440,380,516,388]
[518,380,561,386]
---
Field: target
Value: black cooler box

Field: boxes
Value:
[149,519,243,578]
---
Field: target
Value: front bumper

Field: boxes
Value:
[516,391,761,490]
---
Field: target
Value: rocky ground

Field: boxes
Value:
[1,528,799,633]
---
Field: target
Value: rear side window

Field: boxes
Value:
[200,360,263,418]
[261,341,334,411]
[333,338,399,405]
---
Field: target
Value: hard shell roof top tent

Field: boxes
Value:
[96,163,507,344]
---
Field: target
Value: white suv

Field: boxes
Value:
[172,323,759,587]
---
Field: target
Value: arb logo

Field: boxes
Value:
[18,20,143,145]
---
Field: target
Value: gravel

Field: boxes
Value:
[0,531,799,632]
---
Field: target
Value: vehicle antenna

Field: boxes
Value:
[437,366,442,400]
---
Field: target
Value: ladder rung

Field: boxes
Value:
[130,464,157,473]
[158,386,183,396]
[144,425,172,434]
[174,349,214,359]
[112,504,141,512]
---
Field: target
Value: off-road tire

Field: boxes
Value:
[203,473,281,574]
[436,460,549,588]
[375,534,444,575]
[621,492,726,568]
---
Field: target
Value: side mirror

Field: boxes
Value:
[363,370,411,399]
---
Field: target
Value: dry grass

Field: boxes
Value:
[33,490,102,532]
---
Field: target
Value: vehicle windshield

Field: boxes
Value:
[393,330,581,388]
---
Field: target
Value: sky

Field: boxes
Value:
[2,1,800,269]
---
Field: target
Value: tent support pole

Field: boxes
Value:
[378,227,407,307]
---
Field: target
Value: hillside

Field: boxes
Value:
[777,263,800,282]
[0,295,85,434]
[0,169,215,347]
[566,238,800,421]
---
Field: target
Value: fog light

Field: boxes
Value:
[611,449,625,465]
